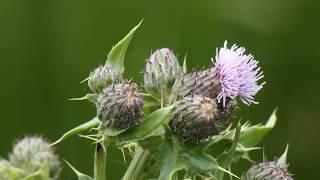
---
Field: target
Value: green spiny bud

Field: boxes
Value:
[88,64,123,93]
[96,81,144,130]
[244,161,293,180]
[170,68,220,103]
[144,48,183,102]
[9,136,61,179]
[169,95,237,143]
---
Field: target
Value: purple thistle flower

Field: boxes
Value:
[213,41,265,105]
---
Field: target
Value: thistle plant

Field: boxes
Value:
[0,136,60,180]
[1,21,294,180]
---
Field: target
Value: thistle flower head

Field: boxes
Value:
[144,48,183,102]
[88,64,123,93]
[244,161,293,180]
[9,136,60,179]
[96,81,144,130]
[169,95,237,143]
[213,41,265,105]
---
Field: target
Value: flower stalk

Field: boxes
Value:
[94,137,110,180]
[122,146,151,180]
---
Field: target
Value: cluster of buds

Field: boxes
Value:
[93,41,264,142]
[168,41,264,143]
[0,136,60,180]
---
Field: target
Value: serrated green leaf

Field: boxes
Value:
[239,109,277,147]
[139,135,238,180]
[116,105,174,143]
[156,139,183,180]
[141,93,161,114]
[199,109,278,178]
[105,20,143,73]
[204,108,277,151]
[51,117,101,146]
[64,160,93,180]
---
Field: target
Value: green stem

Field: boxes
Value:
[122,146,151,180]
[94,138,110,180]
[218,121,241,180]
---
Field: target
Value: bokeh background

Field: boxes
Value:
[0,0,319,179]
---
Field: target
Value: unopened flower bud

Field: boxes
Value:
[88,64,123,93]
[169,95,237,143]
[244,161,293,180]
[144,48,183,102]
[96,82,144,130]
[9,136,60,179]
[170,68,219,103]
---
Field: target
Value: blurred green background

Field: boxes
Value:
[0,0,319,179]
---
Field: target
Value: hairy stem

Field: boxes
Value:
[94,138,110,180]
[122,146,151,180]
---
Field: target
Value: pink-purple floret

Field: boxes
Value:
[213,41,265,106]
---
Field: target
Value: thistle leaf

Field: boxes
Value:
[64,160,93,180]
[225,121,242,163]
[205,108,277,149]
[105,20,143,73]
[141,93,160,113]
[238,108,277,147]
[197,109,278,178]
[51,117,101,146]
[139,135,239,180]
[116,105,174,143]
